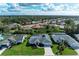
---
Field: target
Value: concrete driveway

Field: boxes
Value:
[0,48,7,55]
[75,49,79,55]
[44,47,55,56]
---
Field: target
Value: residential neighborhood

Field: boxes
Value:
[0,16,79,55]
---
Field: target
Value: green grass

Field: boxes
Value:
[1,35,44,56]
[52,44,77,55]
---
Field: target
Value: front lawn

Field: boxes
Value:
[52,44,77,55]
[1,35,44,56]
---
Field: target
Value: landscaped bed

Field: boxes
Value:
[52,44,77,55]
[1,35,44,55]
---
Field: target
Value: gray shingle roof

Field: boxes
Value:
[52,33,79,49]
[74,34,79,41]
[29,34,52,46]
[16,34,25,43]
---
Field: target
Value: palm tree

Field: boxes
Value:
[56,40,65,55]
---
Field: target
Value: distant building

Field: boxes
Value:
[32,21,41,24]
[31,24,43,29]
[74,21,79,25]
[8,23,21,29]
[22,25,32,30]
[25,22,32,25]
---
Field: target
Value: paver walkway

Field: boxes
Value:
[44,47,55,56]
[75,49,79,55]
[0,48,7,55]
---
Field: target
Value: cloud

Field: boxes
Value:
[0,3,79,15]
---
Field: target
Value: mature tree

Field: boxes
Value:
[76,24,79,33]
[56,40,66,55]
[64,20,76,34]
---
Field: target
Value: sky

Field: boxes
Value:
[1,3,79,15]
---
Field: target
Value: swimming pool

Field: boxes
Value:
[0,34,4,41]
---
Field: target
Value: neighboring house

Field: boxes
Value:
[51,20,56,24]
[51,33,66,43]
[0,39,11,48]
[31,24,43,29]
[16,34,26,44]
[74,34,79,42]
[22,25,32,30]
[60,21,65,25]
[0,35,16,49]
[74,20,79,25]
[8,36,16,45]
[29,34,52,47]
[52,33,79,49]
[24,22,32,25]
[8,23,21,29]
[32,21,41,24]
[59,25,64,29]
[54,24,64,29]
[0,34,26,50]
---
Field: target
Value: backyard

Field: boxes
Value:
[1,35,44,55]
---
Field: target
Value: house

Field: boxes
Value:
[51,33,66,43]
[32,21,41,24]
[74,20,79,25]
[31,24,43,29]
[53,24,64,29]
[51,20,56,24]
[0,34,26,50]
[8,23,20,29]
[0,39,11,49]
[52,33,79,49]
[74,34,79,42]
[0,35,16,49]
[29,34,52,47]
[16,34,26,44]
[60,21,65,25]
[8,36,16,45]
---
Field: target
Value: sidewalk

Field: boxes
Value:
[75,49,79,55]
[0,48,7,55]
[44,47,55,56]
